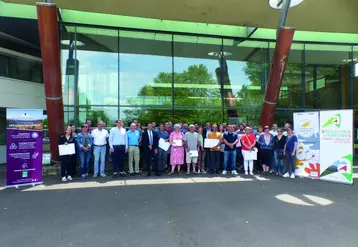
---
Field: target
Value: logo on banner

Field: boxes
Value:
[9,143,17,150]
[299,120,315,138]
[31,132,39,139]
[322,114,341,128]
[320,154,353,181]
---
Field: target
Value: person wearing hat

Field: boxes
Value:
[183,124,200,174]
[257,126,274,175]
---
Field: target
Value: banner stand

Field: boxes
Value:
[6,109,44,188]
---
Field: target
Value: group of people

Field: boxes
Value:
[58,119,298,182]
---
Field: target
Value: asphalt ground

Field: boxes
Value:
[0,172,358,247]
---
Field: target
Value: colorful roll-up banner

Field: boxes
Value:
[6,109,43,188]
[293,112,320,179]
[319,110,353,185]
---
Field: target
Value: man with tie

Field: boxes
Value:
[142,123,160,176]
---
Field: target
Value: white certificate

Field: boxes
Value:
[159,138,171,151]
[58,143,76,156]
[204,139,220,148]
[189,150,199,157]
[173,139,183,147]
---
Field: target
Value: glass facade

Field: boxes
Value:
[60,24,356,128]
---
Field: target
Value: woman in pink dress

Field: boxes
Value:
[169,124,185,174]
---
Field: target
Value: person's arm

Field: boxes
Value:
[169,134,174,145]
[222,134,230,146]
[232,134,239,146]
[292,137,298,156]
[124,132,128,151]
[283,143,287,156]
[77,134,84,149]
[88,134,93,149]
[241,137,249,150]
[109,129,114,150]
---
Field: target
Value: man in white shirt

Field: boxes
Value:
[91,121,109,178]
[109,119,128,178]
[270,123,278,136]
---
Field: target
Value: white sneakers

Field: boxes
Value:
[222,170,227,175]
[232,171,238,175]
[62,176,67,182]
[249,171,254,176]
[245,171,248,175]
[283,172,295,178]
[282,172,290,178]
[67,176,73,181]
[100,173,107,178]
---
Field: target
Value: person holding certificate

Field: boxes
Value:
[208,124,222,174]
[59,126,76,182]
[183,124,200,175]
[157,123,170,173]
[241,127,256,176]
[77,123,93,179]
[169,124,184,174]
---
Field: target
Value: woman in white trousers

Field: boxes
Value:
[241,127,257,175]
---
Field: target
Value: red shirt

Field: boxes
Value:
[241,134,256,151]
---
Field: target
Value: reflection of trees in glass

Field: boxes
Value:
[123,64,222,124]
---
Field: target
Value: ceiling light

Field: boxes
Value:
[208,51,232,57]
[269,0,304,9]
[61,40,85,47]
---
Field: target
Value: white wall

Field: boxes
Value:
[0,76,46,109]
[0,77,46,164]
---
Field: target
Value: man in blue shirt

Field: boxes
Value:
[157,123,170,173]
[127,123,141,176]
[222,125,239,175]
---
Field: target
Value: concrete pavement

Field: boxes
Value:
[0,174,358,247]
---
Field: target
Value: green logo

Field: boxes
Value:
[322,113,341,128]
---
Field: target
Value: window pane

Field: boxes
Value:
[76,27,119,106]
[120,31,172,106]
[120,106,173,127]
[78,106,118,127]
[174,108,222,125]
[223,40,267,120]
[305,44,351,109]
[173,35,222,107]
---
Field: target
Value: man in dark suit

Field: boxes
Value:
[142,123,160,176]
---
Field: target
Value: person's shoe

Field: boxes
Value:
[62,176,67,182]
[192,171,198,175]
[222,170,227,175]
[147,172,151,176]
[283,172,290,178]
[130,173,135,176]
[93,173,98,178]
[232,171,238,175]
[201,170,206,174]
[100,173,106,178]
[197,170,201,174]
[208,170,214,174]
[269,170,274,174]
[249,171,254,176]
[81,175,86,180]
[85,173,89,179]
[290,173,296,179]
[112,173,118,178]
[245,171,248,176]
[67,176,73,181]
[216,170,221,174]
[135,172,140,175]
[155,172,161,177]
[186,171,191,175]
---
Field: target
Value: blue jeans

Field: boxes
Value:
[274,149,284,173]
[79,149,91,176]
[224,150,236,171]
[285,151,295,174]
[93,146,106,175]
[112,145,126,173]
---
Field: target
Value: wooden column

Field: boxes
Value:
[259,27,295,127]
[37,2,64,162]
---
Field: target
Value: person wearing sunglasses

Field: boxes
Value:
[77,124,93,179]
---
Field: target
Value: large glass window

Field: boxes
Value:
[119,31,172,107]
[305,44,351,109]
[173,36,222,108]
[120,107,173,127]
